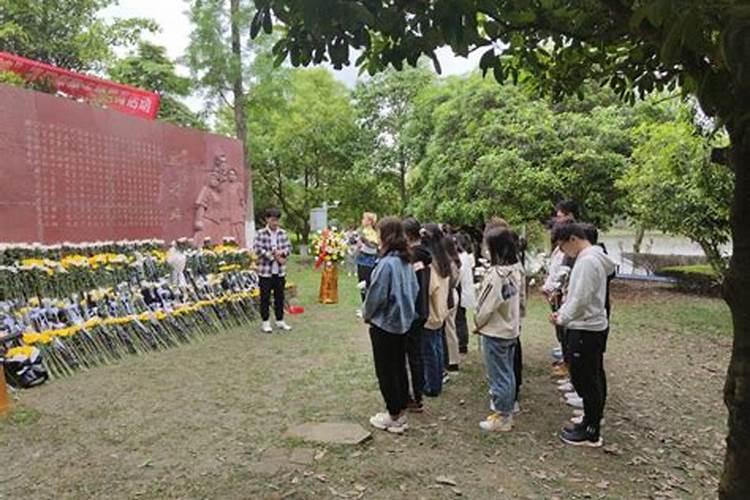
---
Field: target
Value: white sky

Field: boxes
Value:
[103,0,482,111]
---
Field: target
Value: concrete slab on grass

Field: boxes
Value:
[284,422,372,445]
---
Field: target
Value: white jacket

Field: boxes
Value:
[556,245,616,331]
[458,252,476,309]
[543,246,566,293]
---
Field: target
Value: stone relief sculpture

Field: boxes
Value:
[193,153,246,247]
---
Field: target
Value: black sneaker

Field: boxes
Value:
[446,364,460,372]
[560,424,603,447]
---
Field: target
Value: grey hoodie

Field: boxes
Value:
[556,245,616,331]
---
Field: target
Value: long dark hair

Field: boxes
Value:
[402,217,421,243]
[422,223,451,278]
[485,227,519,266]
[378,216,409,261]
[443,235,461,269]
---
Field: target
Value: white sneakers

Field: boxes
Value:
[557,382,574,392]
[369,412,408,434]
[261,320,292,333]
[479,413,513,432]
[565,395,584,409]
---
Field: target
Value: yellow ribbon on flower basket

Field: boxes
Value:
[318,261,339,304]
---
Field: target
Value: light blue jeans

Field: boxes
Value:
[482,335,517,415]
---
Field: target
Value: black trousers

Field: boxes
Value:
[370,326,409,416]
[357,264,374,302]
[456,306,469,353]
[259,275,285,321]
[567,329,607,429]
[404,319,425,404]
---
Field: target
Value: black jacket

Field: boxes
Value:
[411,243,432,322]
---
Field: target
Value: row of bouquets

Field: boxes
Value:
[1,270,262,384]
[0,239,255,301]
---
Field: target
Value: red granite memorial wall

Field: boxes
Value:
[0,84,247,246]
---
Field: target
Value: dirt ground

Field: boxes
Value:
[0,263,731,499]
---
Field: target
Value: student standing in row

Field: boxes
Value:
[421,223,451,397]
[402,217,432,412]
[356,212,380,316]
[550,221,615,447]
[363,217,419,434]
[455,233,476,354]
[474,227,524,432]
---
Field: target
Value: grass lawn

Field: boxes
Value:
[0,260,731,499]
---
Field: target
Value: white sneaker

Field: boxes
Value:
[572,408,584,417]
[564,391,579,399]
[479,413,512,432]
[442,372,451,384]
[558,382,574,392]
[565,396,584,409]
[513,401,521,415]
[355,309,363,319]
[275,321,292,331]
[556,378,570,386]
[261,321,272,333]
[570,414,605,425]
[369,412,407,434]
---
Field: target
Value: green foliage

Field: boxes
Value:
[108,42,206,129]
[251,0,748,135]
[0,70,24,86]
[406,75,631,230]
[352,65,434,211]
[618,119,733,276]
[185,0,256,110]
[234,68,364,241]
[0,0,156,72]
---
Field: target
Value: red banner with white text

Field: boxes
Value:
[0,51,160,120]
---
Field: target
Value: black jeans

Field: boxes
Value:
[404,319,425,404]
[456,306,469,353]
[370,326,409,416]
[259,275,285,322]
[357,264,374,302]
[567,329,607,429]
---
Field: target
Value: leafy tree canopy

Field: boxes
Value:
[108,42,206,129]
[252,0,748,132]
[0,0,156,72]
[619,119,733,276]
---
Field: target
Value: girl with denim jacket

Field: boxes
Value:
[363,217,419,434]
[474,227,523,432]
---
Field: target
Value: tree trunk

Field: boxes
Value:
[230,0,255,243]
[720,126,750,499]
[633,225,645,253]
[399,160,407,214]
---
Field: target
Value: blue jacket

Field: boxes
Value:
[363,251,419,334]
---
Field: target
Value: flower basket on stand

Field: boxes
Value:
[311,228,348,305]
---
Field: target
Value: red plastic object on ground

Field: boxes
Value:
[287,305,305,315]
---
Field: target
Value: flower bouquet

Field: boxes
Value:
[311,229,348,304]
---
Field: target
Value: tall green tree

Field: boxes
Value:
[230,68,361,244]
[0,0,155,72]
[352,66,434,212]
[251,2,750,495]
[186,0,259,237]
[108,42,206,129]
[619,120,733,277]
[406,75,629,231]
